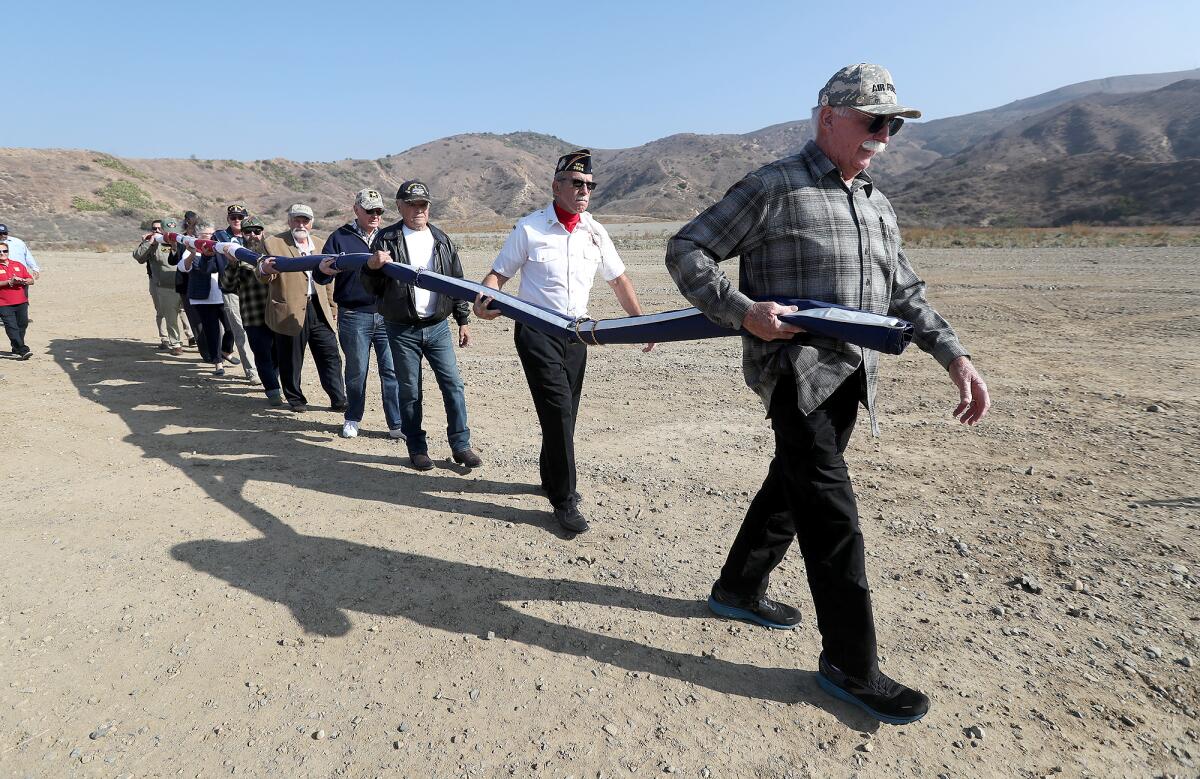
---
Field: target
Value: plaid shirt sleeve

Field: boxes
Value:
[665,174,768,330]
[889,248,970,369]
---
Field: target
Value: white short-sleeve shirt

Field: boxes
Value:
[491,204,625,319]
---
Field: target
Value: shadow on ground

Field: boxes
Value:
[52,337,868,724]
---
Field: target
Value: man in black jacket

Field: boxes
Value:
[363,181,482,471]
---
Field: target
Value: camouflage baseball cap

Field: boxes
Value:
[355,188,385,210]
[242,215,265,229]
[818,63,922,118]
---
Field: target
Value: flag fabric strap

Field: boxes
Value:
[156,234,913,354]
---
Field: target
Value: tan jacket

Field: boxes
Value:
[133,239,178,289]
[258,231,336,336]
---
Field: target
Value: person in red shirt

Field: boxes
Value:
[0,240,35,359]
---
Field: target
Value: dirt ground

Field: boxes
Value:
[1,243,1197,778]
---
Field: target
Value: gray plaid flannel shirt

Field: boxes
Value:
[666,140,968,435]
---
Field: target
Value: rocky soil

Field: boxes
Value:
[1,245,1196,777]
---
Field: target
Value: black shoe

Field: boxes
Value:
[452,448,482,468]
[816,653,930,725]
[553,504,589,534]
[707,581,801,630]
[289,403,308,413]
[187,337,197,347]
[330,400,348,412]
[18,350,33,361]
[410,453,434,471]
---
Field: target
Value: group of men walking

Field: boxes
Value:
[130,63,991,727]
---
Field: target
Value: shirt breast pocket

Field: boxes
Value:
[531,247,558,263]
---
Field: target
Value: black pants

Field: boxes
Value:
[274,296,346,407]
[0,302,30,354]
[514,323,587,509]
[180,297,208,360]
[194,303,234,364]
[717,372,877,680]
[245,324,281,394]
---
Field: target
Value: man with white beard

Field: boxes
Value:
[665,63,991,725]
[257,204,346,413]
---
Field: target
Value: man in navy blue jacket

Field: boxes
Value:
[315,189,403,439]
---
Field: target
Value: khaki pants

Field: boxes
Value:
[151,284,183,348]
[151,277,168,343]
[223,293,255,377]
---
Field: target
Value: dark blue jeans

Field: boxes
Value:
[384,318,470,456]
[338,307,401,429]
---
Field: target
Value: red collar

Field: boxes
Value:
[553,203,581,233]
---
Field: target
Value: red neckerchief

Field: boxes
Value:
[553,203,580,233]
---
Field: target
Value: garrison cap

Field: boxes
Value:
[555,149,592,175]
[161,218,179,230]
[818,63,922,118]
[396,180,432,203]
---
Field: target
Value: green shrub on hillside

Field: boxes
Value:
[72,196,105,212]
[93,154,148,181]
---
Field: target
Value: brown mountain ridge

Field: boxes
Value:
[1,69,1197,243]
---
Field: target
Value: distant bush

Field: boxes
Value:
[72,196,105,212]
[93,154,148,181]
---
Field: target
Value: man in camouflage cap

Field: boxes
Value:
[219,215,283,405]
[666,64,990,725]
[134,217,186,354]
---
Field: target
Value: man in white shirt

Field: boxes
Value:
[363,181,481,471]
[473,150,653,534]
[0,224,40,278]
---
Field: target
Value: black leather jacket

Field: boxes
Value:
[362,221,470,326]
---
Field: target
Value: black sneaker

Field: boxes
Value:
[330,400,348,412]
[816,653,930,725]
[18,350,33,361]
[289,403,308,413]
[553,504,589,533]
[707,581,801,630]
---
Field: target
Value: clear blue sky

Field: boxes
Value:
[7,0,1197,161]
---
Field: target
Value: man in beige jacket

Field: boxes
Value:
[256,204,346,412]
[133,217,186,354]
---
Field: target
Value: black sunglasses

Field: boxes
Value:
[567,178,597,192]
[364,208,384,216]
[855,109,904,136]
[244,228,264,235]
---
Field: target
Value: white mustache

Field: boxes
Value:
[861,139,887,153]
[291,228,309,240]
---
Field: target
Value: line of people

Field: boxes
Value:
[130,62,994,728]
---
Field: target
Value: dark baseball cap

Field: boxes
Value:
[227,204,249,218]
[0,224,8,234]
[396,180,432,203]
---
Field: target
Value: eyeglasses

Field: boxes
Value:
[364,209,384,216]
[566,178,597,192]
[852,108,904,136]
[0,249,8,254]
[229,215,244,220]
[244,228,264,235]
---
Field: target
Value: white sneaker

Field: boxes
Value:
[388,427,406,440]
[245,370,259,385]
[340,421,359,439]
